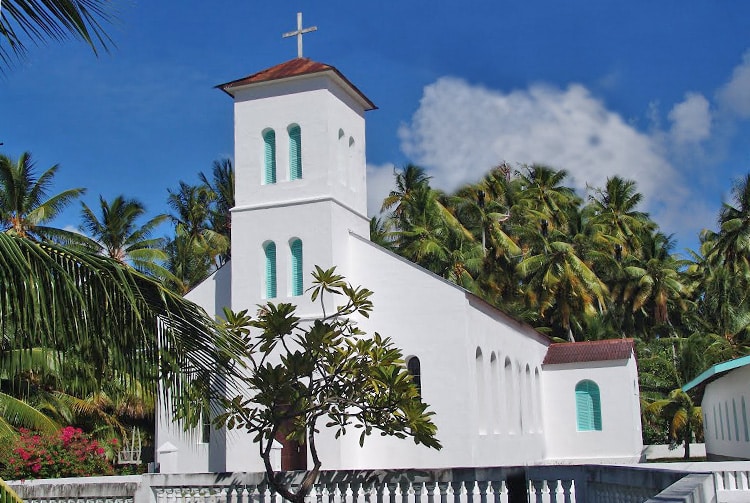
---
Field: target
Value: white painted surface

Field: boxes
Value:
[542,356,643,463]
[702,365,750,460]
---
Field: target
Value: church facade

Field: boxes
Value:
[156,57,643,473]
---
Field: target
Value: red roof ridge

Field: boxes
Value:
[217,58,376,111]
[543,338,635,365]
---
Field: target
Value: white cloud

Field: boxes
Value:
[398,77,679,211]
[366,162,396,217]
[718,50,750,118]
[668,92,711,144]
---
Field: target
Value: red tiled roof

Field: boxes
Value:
[543,339,635,365]
[217,58,376,110]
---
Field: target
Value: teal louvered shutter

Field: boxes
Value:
[575,380,602,431]
[263,130,276,184]
[265,242,277,298]
[289,125,302,180]
[290,239,303,296]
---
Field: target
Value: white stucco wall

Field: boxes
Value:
[541,356,642,463]
[341,234,550,469]
[155,265,232,473]
[702,365,750,460]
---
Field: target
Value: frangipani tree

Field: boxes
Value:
[216,267,441,503]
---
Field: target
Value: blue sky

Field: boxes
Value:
[3,1,750,254]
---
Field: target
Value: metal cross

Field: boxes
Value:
[282,12,317,58]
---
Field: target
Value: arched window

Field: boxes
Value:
[476,348,486,434]
[407,356,421,397]
[490,353,499,433]
[290,238,303,296]
[734,399,740,441]
[504,357,513,434]
[264,242,277,298]
[575,380,602,431]
[288,124,302,180]
[263,129,276,184]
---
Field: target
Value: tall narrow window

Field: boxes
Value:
[734,399,740,441]
[407,356,421,397]
[575,380,602,431]
[504,358,513,434]
[476,348,486,434]
[714,405,719,440]
[743,397,749,442]
[264,242,277,298]
[290,239,303,296]
[263,129,276,184]
[288,124,302,180]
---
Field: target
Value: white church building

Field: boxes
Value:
[156,54,643,473]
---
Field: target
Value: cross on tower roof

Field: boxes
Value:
[282,12,317,59]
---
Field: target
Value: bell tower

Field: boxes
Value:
[218,57,376,319]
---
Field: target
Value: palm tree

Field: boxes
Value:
[587,176,654,257]
[80,194,170,277]
[0,232,243,429]
[710,174,750,280]
[1,0,114,69]
[516,229,608,341]
[381,164,432,223]
[645,388,703,459]
[628,233,688,330]
[165,181,228,293]
[199,158,234,265]
[516,165,580,232]
[0,152,85,242]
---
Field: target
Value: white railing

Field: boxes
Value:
[11,465,723,503]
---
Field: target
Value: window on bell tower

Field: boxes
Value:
[290,238,303,296]
[288,124,302,180]
[263,241,277,298]
[262,129,277,184]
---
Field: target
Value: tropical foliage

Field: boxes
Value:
[215,267,441,503]
[0,0,115,69]
[376,162,750,449]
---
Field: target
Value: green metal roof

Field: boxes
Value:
[683,354,750,393]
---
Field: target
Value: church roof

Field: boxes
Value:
[543,338,635,365]
[217,58,377,110]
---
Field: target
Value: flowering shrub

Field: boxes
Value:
[0,427,114,479]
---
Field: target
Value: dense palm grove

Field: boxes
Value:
[1,147,748,466]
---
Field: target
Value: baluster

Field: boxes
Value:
[727,471,737,491]
[374,483,385,503]
[464,481,476,503]
[562,480,576,503]
[312,484,324,503]
[714,472,725,491]
[351,482,362,503]
[385,483,398,503]
[341,482,353,503]
[449,481,462,503]
[362,482,374,503]
[529,480,542,503]
[413,482,424,503]
[476,481,487,503]
[436,482,449,503]
[397,481,408,503]
[425,482,436,503]
[155,489,166,503]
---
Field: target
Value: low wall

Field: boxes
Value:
[9,475,141,501]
